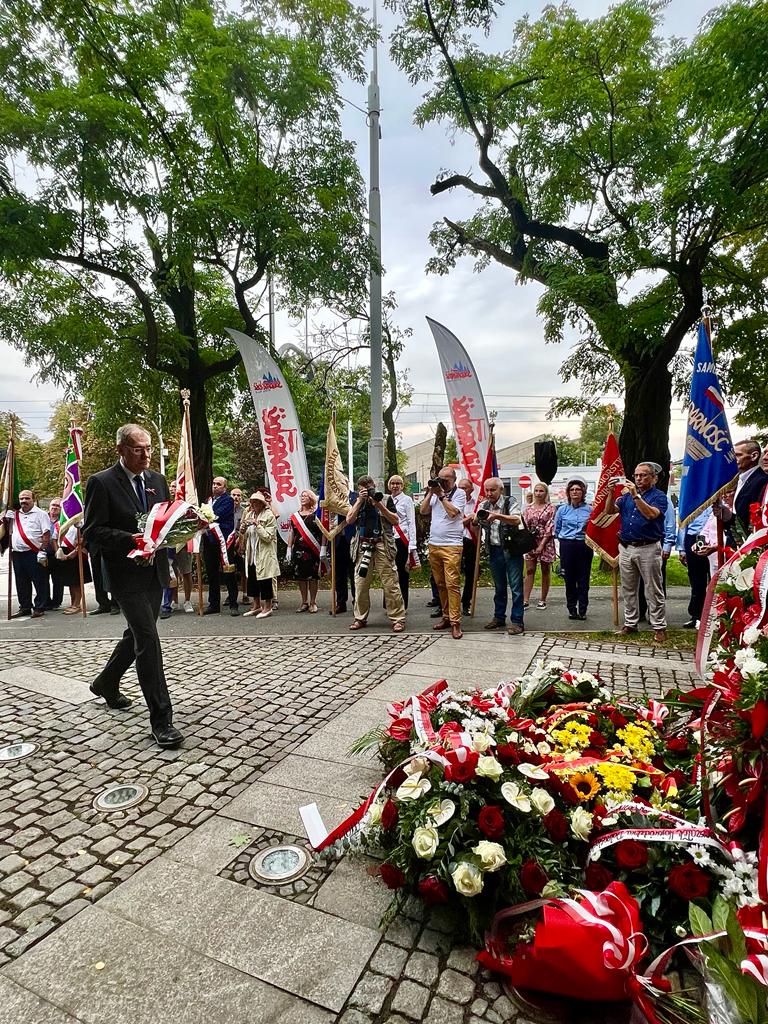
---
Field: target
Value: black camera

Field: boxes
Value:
[427,478,442,489]
[357,539,376,578]
[476,508,490,522]
[361,487,384,502]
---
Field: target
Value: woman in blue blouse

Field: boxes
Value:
[554,477,593,620]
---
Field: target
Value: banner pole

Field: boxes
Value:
[716,519,725,569]
[5,415,16,621]
[76,527,87,618]
[330,514,337,616]
[469,527,481,617]
[611,565,619,627]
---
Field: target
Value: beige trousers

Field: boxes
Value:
[618,542,666,630]
[429,544,464,624]
[353,543,406,624]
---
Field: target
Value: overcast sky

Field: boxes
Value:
[0,0,729,455]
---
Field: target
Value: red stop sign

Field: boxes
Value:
[518,474,532,489]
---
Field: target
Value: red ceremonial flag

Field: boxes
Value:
[585,432,624,567]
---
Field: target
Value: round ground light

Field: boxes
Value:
[248,844,311,885]
[93,783,149,812]
[0,741,38,763]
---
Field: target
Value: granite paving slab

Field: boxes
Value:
[220,781,355,836]
[0,665,94,706]
[258,754,379,801]
[1,905,334,1024]
[99,856,379,1011]
[320,698,392,736]
[313,855,392,930]
[162,813,258,875]
[293,731,379,769]
[0,976,84,1024]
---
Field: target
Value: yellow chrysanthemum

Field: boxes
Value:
[551,721,592,751]
[616,722,656,761]
[595,762,636,795]
[568,771,601,802]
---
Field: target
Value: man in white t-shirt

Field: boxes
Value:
[419,467,467,639]
[4,490,51,618]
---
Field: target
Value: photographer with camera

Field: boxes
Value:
[346,475,406,632]
[472,477,526,635]
[419,467,467,639]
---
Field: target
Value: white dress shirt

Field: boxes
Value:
[389,491,417,552]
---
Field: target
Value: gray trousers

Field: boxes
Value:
[618,542,666,630]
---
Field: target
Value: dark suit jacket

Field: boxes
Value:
[83,463,171,591]
[735,468,768,534]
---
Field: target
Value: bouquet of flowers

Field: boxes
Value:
[128,500,215,562]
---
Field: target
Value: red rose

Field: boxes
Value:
[584,862,614,890]
[666,736,689,754]
[444,749,479,783]
[381,799,398,832]
[608,710,628,728]
[542,809,569,843]
[614,840,649,870]
[668,862,711,901]
[380,862,406,890]
[588,731,607,748]
[418,876,450,905]
[496,743,522,766]
[478,805,505,840]
[520,860,548,897]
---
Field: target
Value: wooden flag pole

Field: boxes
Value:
[469,416,495,617]
[179,389,204,616]
[611,566,619,627]
[5,414,16,621]
[330,410,337,616]
[76,527,87,618]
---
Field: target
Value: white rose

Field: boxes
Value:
[501,781,531,812]
[451,860,484,896]
[473,840,507,872]
[537,741,552,756]
[735,566,755,591]
[412,825,440,859]
[476,756,503,781]
[570,806,593,842]
[404,757,430,776]
[396,774,432,801]
[472,733,494,754]
[530,788,555,816]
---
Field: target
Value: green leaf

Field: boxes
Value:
[711,895,730,934]
[228,832,253,848]
[689,902,713,937]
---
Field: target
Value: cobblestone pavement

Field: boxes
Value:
[0,634,431,966]
[0,632,696,1023]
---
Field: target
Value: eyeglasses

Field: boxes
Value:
[126,445,152,454]
[634,473,652,478]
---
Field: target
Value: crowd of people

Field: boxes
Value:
[5,431,768,645]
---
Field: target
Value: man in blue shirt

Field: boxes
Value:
[606,462,669,642]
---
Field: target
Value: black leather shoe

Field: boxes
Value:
[578,613,587,620]
[152,725,184,749]
[426,599,439,607]
[91,607,110,616]
[462,605,471,616]
[31,609,45,618]
[568,611,579,620]
[89,683,132,710]
[203,606,220,615]
[159,609,172,619]
[683,619,697,629]
[11,609,32,619]
[430,607,444,618]
[109,606,121,615]
[229,605,240,616]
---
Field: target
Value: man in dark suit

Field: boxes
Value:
[716,440,768,537]
[201,476,240,615]
[83,423,183,749]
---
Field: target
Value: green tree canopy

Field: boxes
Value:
[0,0,374,497]
[387,0,768,488]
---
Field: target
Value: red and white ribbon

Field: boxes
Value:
[290,511,321,557]
[208,523,230,567]
[127,500,191,561]
[587,800,729,862]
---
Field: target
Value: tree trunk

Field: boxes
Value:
[188,382,213,500]
[619,360,672,493]
[430,422,447,479]
[383,345,399,480]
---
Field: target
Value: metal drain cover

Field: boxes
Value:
[93,783,149,812]
[248,844,310,884]
[0,741,38,762]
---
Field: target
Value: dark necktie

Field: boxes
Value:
[134,474,147,512]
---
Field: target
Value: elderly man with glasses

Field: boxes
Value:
[605,462,669,643]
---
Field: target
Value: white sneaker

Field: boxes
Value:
[255,610,272,619]
[183,601,194,613]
